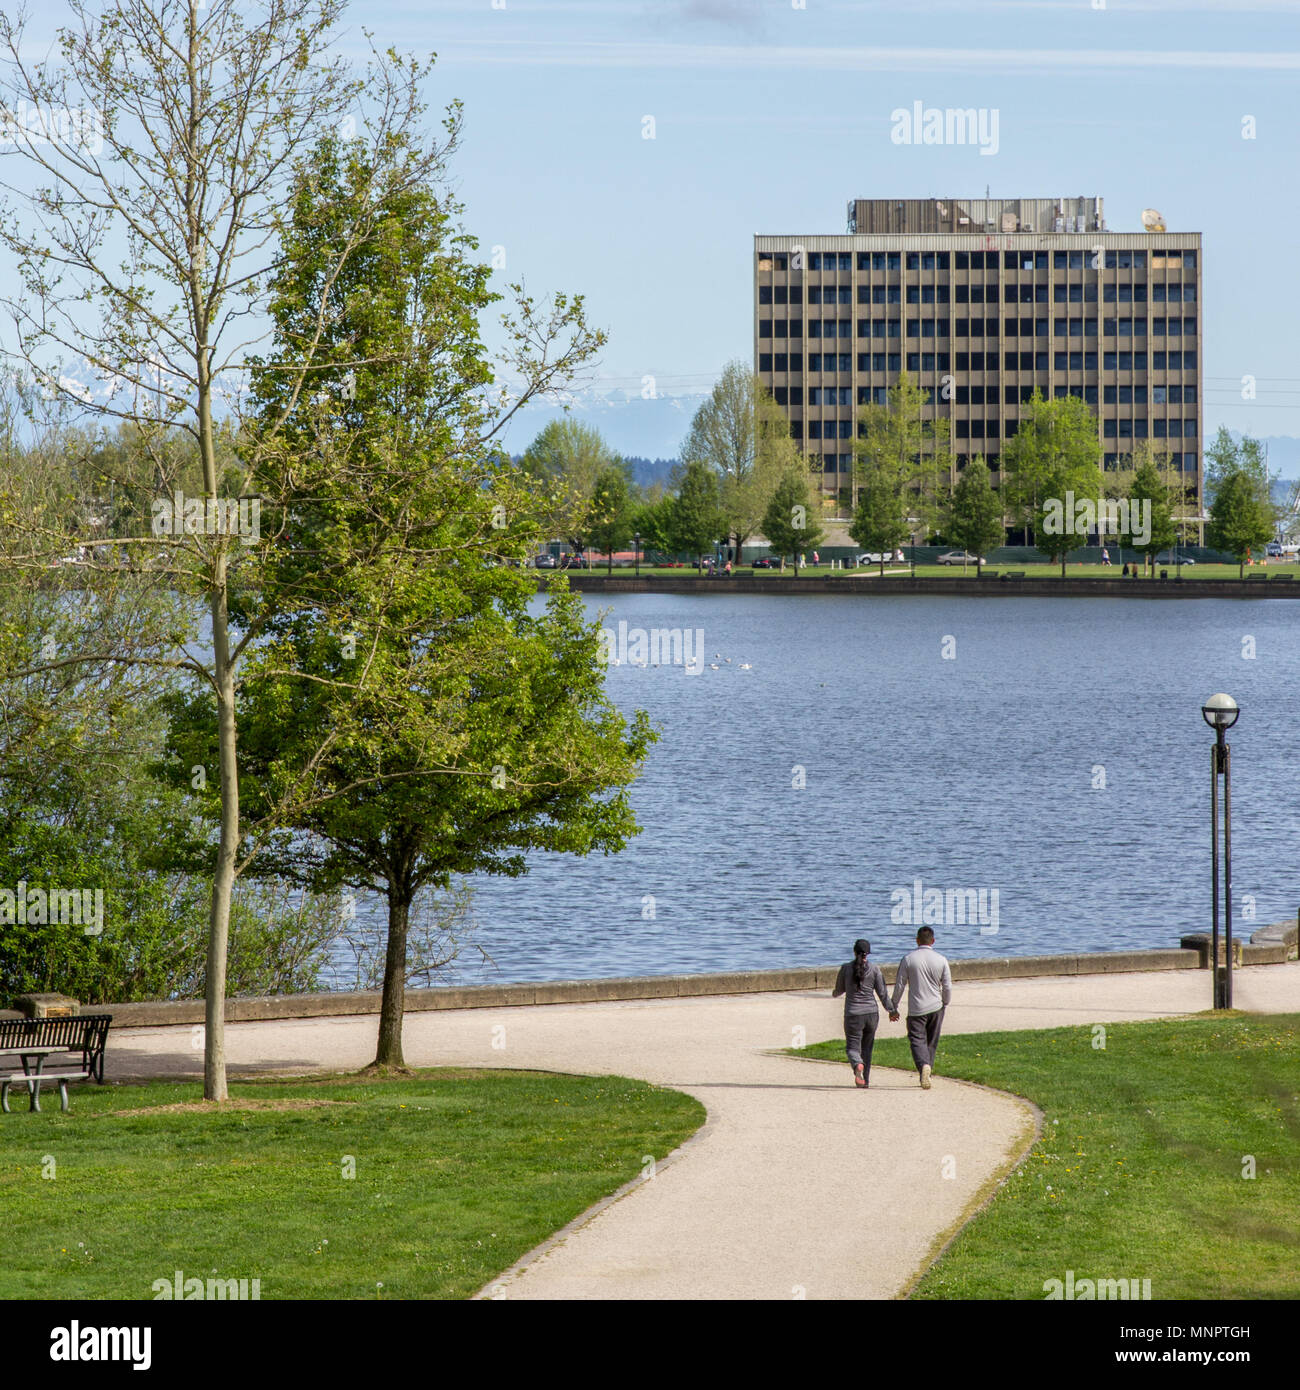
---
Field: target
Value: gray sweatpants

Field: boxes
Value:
[906,1009,945,1074]
[844,1011,880,1080]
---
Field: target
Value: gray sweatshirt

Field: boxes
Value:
[890,945,953,1016]
[833,960,892,1015]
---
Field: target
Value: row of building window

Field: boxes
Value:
[758,250,1198,273]
[761,282,1196,306]
[762,317,1198,339]
[802,417,1197,441]
[759,348,1198,374]
[792,383,1196,407]
[810,451,1199,474]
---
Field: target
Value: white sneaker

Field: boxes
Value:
[920,1064,932,1090]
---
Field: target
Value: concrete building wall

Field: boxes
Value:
[753,203,1203,524]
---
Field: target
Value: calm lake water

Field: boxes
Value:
[329,593,1300,986]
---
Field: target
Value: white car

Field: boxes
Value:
[936,551,982,566]
[856,550,904,566]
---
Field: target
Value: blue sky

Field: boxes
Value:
[390,0,1300,454]
[7,1,1300,459]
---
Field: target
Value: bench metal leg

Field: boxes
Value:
[1,1081,9,1114]
[59,1080,69,1112]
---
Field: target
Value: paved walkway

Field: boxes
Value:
[106,962,1300,1301]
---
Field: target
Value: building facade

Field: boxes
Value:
[754,196,1202,523]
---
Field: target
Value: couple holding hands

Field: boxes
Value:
[831,928,953,1089]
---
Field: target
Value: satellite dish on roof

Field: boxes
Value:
[1141,208,1166,232]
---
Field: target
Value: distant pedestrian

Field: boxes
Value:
[890,927,952,1089]
[812,550,820,567]
[1121,562,1130,577]
[832,939,892,1088]
[1101,548,1111,566]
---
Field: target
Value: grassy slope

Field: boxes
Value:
[799,1014,1300,1299]
[0,1068,704,1300]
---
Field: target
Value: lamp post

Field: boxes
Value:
[1202,693,1239,1009]
[634,532,640,578]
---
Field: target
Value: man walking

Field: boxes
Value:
[889,927,952,1089]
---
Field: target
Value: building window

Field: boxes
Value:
[774,353,787,371]
[759,353,772,372]
[759,286,772,304]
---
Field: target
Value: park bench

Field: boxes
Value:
[0,1014,112,1113]
[1000,570,1026,581]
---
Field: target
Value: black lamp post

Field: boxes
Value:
[1202,693,1239,1009]
[634,532,640,578]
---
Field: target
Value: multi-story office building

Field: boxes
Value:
[754,197,1203,528]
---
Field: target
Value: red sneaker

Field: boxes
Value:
[853,1064,866,1087]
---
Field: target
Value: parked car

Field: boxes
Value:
[533,554,558,569]
[936,551,982,566]
[751,556,781,569]
[1266,541,1284,558]
[1154,551,1196,566]
[559,553,588,569]
[856,550,904,566]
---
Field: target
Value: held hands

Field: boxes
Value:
[888,1012,899,1022]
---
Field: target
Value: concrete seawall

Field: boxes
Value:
[86,924,1298,1027]
[542,574,1300,599]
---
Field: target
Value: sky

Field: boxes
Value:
[5,0,1300,460]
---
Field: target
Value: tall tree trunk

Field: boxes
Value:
[204,570,239,1103]
[376,887,411,1067]
[197,327,237,1102]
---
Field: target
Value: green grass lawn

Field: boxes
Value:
[0,1068,704,1300]
[798,1013,1300,1299]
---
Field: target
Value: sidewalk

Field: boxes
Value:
[106,961,1300,1301]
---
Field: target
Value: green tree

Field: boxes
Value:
[849,472,910,574]
[632,493,676,563]
[945,456,1005,573]
[760,467,825,574]
[588,464,636,573]
[668,460,726,573]
[1207,474,1275,578]
[1126,453,1179,575]
[680,360,799,563]
[0,0,544,1100]
[1204,427,1276,576]
[164,136,633,1068]
[520,419,621,554]
[1002,394,1104,575]
[853,372,952,566]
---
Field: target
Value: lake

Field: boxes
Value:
[329,592,1300,986]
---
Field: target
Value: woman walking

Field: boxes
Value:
[832,939,893,1087]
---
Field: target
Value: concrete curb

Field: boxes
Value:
[544,574,1300,600]
[87,940,1300,1029]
